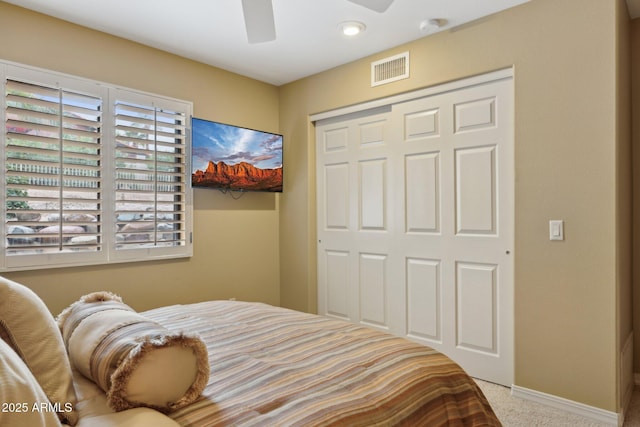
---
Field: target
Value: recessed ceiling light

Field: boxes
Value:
[340,21,366,36]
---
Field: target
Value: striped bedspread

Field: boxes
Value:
[142,301,500,427]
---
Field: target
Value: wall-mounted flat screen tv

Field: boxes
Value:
[191,117,283,192]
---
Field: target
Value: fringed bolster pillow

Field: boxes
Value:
[57,292,209,413]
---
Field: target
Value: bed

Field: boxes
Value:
[0,277,500,426]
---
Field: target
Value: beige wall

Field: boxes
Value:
[618,0,634,414]
[617,1,633,411]
[633,16,640,395]
[279,0,631,412]
[0,3,282,314]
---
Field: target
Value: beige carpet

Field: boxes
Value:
[475,380,640,426]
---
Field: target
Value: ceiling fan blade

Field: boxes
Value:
[241,0,276,44]
[347,0,395,13]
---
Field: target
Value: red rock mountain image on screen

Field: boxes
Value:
[192,161,283,192]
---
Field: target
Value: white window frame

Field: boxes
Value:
[1,60,193,271]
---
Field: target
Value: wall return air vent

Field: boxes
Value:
[371,52,409,87]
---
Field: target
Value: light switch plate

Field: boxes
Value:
[549,220,564,241]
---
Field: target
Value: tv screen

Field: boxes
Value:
[191,117,283,192]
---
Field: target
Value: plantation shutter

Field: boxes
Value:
[2,62,192,271]
[113,95,189,257]
[4,78,103,260]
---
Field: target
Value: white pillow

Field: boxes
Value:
[0,338,64,427]
[0,277,78,425]
[58,292,209,413]
[72,369,182,427]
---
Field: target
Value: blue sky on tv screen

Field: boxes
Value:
[192,118,283,173]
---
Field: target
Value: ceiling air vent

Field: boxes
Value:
[371,52,409,87]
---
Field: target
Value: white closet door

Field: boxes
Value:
[316,108,404,333]
[316,73,513,386]
[394,77,514,385]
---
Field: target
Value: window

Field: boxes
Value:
[1,62,192,271]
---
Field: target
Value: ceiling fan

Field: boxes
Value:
[241,0,395,44]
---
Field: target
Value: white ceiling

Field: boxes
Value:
[3,0,542,86]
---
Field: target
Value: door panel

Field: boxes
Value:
[456,262,498,354]
[359,159,387,231]
[323,127,349,152]
[359,252,388,329]
[359,119,387,146]
[455,145,496,235]
[405,152,440,234]
[405,108,440,140]
[324,164,350,230]
[317,112,394,332]
[406,257,441,343]
[325,250,350,320]
[454,96,496,133]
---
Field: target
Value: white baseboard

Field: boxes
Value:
[511,385,620,426]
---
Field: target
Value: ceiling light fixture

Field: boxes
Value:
[340,21,366,36]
